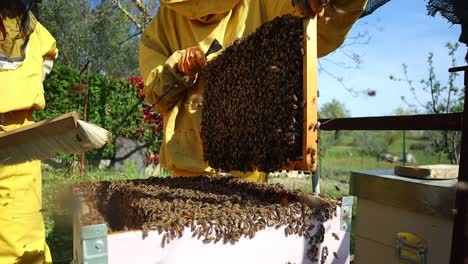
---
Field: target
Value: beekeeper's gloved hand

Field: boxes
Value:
[292,0,329,17]
[177,46,207,78]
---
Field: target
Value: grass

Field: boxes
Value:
[41,134,450,263]
[269,177,348,200]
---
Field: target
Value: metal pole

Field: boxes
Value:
[80,62,91,177]
[449,65,468,264]
[402,130,406,165]
[313,154,320,194]
[77,60,90,176]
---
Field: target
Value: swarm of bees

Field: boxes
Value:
[202,15,305,172]
[73,176,337,253]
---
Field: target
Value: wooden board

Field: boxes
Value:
[283,18,318,172]
[0,112,110,165]
[394,164,459,180]
[0,112,79,148]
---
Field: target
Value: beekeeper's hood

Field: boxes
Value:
[0,9,37,70]
[160,0,240,23]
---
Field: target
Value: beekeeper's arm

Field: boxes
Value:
[262,0,368,57]
[36,21,58,81]
[139,12,188,113]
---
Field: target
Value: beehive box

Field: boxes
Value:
[350,170,457,264]
[71,176,351,264]
[202,15,318,173]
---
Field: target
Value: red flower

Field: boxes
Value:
[136,126,145,136]
[146,151,160,164]
[127,76,144,89]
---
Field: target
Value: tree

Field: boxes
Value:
[320,99,350,141]
[38,0,141,76]
[109,0,159,37]
[38,0,93,68]
[320,99,350,119]
[90,1,141,75]
[390,42,463,164]
[393,107,418,116]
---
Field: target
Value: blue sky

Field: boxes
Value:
[319,0,466,117]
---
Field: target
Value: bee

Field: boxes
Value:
[270,66,281,72]
[248,229,256,239]
[333,252,339,259]
[332,232,339,240]
[161,233,167,247]
[321,246,329,264]
[203,235,215,243]
[142,226,149,239]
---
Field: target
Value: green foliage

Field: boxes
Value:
[318,131,336,156]
[320,99,350,119]
[393,107,418,116]
[409,142,431,152]
[320,99,350,141]
[38,0,139,76]
[351,131,389,156]
[122,160,139,175]
[34,64,161,162]
[383,131,399,146]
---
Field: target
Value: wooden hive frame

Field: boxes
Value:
[283,18,319,172]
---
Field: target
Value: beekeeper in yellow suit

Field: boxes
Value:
[0,0,57,263]
[140,0,367,182]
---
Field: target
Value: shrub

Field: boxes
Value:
[35,65,162,163]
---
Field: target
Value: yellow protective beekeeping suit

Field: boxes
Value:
[140,0,367,182]
[0,13,58,264]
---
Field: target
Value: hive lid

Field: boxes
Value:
[394,164,459,180]
[350,170,457,219]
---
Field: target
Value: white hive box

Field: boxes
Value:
[350,170,457,264]
[71,192,353,264]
